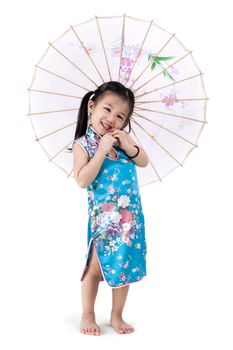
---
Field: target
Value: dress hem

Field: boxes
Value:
[80,237,147,289]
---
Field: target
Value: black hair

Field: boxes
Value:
[74,81,135,140]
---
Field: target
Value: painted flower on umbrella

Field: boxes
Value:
[120,56,134,75]
[162,92,179,107]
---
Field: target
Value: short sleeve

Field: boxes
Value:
[72,136,89,158]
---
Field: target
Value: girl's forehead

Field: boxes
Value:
[98,92,130,112]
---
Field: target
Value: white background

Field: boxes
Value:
[1,0,232,348]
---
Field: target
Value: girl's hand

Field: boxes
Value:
[98,133,118,154]
[109,129,132,150]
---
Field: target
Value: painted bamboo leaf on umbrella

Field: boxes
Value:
[148,54,175,81]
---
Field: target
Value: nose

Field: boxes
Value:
[106,116,114,126]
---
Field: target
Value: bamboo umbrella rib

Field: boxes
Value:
[95,16,112,81]
[35,121,77,141]
[49,139,75,162]
[49,42,99,87]
[70,25,105,83]
[28,88,82,99]
[125,14,154,24]
[200,71,208,99]
[53,162,69,175]
[194,115,206,145]
[28,108,78,116]
[134,106,207,124]
[73,16,96,26]
[32,131,71,176]
[67,167,74,178]
[135,97,209,104]
[133,111,198,147]
[35,65,90,91]
[29,58,41,91]
[125,19,153,84]
[139,178,161,187]
[139,161,182,188]
[131,116,183,167]
[118,14,126,82]
[135,73,203,99]
[36,139,73,176]
[129,124,162,181]
[51,26,73,45]
[36,138,55,160]
[97,15,124,19]
[134,50,192,94]
[129,33,176,89]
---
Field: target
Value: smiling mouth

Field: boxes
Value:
[101,121,112,130]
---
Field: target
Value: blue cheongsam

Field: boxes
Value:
[73,123,147,288]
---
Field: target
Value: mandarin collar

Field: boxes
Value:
[87,123,102,141]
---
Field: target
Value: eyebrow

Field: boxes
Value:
[105,103,127,117]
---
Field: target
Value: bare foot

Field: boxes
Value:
[110,312,134,334]
[80,312,101,335]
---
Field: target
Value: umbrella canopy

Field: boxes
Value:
[28,14,208,187]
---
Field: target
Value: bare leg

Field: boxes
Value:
[80,243,103,335]
[110,285,134,334]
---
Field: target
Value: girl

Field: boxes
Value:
[72,81,149,335]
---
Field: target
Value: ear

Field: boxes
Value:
[122,118,129,129]
[88,100,95,114]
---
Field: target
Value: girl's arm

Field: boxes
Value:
[123,143,149,167]
[77,147,107,188]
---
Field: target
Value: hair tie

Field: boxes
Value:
[128,145,140,159]
[89,91,95,100]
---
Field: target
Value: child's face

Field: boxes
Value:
[88,91,130,135]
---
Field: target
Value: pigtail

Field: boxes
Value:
[74,91,95,139]
[66,90,94,151]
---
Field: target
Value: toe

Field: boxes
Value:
[83,328,87,334]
